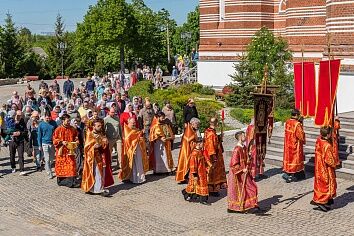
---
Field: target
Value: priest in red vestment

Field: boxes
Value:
[53,114,80,188]
[81,119,114,196]
[311,126,337,212]
[282,109,306,183]
[175,118,200,183]
[204,117,227,196]
[227,131,258,213]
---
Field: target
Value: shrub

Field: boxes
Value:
[129,81,221,132]
[274,109,291,123]
[176,83,215,96]
[230,108,254,124]
[195,100,223,130]
[128,80,153,99]
[230,108,291,124]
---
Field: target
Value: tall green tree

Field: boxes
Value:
[46,14,74,77]
[0,25,4,77]
[1,14,25,78]
[75,0,137,74]
[128,0,164,68]
[226,27,293,108]
[171,6,199,56]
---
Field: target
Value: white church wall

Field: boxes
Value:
[197,61,236,87]
[337,73,354,114]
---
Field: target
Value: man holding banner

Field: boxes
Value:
[282,109,306,183]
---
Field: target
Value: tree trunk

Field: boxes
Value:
[120,46,125,72]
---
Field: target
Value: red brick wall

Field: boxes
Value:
[199,0,354,70]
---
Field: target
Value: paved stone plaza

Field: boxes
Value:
[0,81,354,235]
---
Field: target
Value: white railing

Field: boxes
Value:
[168,66,198,86]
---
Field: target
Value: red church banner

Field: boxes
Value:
[294,62,316,117]
[314,59,341,126]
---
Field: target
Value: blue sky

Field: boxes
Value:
[0,0,198,34]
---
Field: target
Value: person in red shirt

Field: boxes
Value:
[120,103,139,131]
[51,106,61,121]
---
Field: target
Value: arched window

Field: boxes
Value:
[279,0,287,14]
[219,0,225,21]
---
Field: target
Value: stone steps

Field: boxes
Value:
[263,114,354,181]
[338,121,354,130]
[268,140,354,160]
[269,138,351,152]
[271,131,354,144]
[303,125,354,138]
[265,154,354,181]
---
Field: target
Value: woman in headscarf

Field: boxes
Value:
[75,98,83,110]
[120,102,139,130]
[67,103,81,120]
[23,99,38,112]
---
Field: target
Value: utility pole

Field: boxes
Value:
[57,41,67,79]
[167,21,171,64]
[181,32,192,55]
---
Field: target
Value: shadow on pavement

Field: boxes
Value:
[255,167,282,182]
[332,185,354,210]
[278,190,313,209]
[257,195,283,215]
[109,172,171,195]
[0,157,9,162]
[263,167,282,177]
[0,158,34,167]
[208,189,227,204]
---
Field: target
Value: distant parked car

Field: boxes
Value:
[24,76,39,81]
[215,86,234,100]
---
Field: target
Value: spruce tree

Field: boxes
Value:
[46,14,73,77]
[227,27,293,109]
[1,14,25,78]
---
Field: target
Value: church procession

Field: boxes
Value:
[1,53,344,213]
[1,0,354,234]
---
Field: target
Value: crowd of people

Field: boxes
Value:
[0,72,340,213]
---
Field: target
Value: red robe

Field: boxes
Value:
[332,120,341,166]
[283,118,305,173]
[227,145,258,212]
[53,125,78,177]
[245,124,258,178]
[175,123,197,182]
[131,72,138,86]
[185,148,209,197]
[204,127,227,193]
[313,137,337,204]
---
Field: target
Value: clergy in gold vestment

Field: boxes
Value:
[311,126,337,212]
[119,118,149,184]
[175,118,201,183]
[204,117,227,196]
[81,119,114,196]
[53,114,80,188]
[149,111,175,174]
[282,109,306,183]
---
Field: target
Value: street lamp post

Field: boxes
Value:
[57,42,67,79]
[181,32,192,55]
